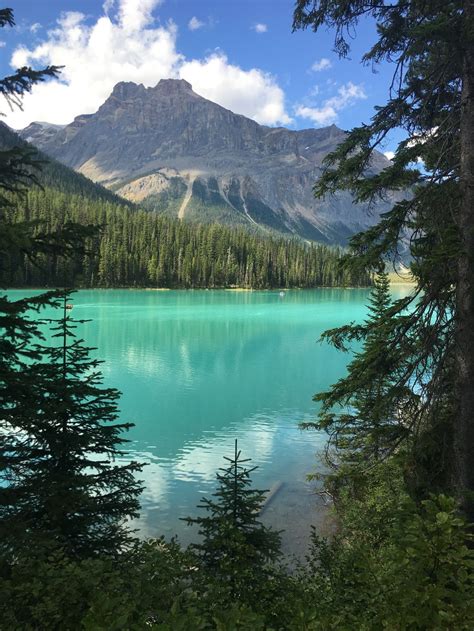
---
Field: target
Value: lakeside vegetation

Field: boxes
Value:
[3,185,371,289]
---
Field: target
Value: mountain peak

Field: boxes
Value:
[17,83,395,245]
[154,78,193,92]
[111,81,145,99]
[108,78,194,102]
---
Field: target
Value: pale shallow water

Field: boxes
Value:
[8,287,412,557]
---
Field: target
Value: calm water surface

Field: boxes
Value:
[9,287,412,548]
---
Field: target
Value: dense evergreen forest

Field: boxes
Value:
[3,185,370,289]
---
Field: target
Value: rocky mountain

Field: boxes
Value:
[19,79,394,244]
[0,122,131,206]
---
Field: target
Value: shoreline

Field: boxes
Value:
[5,284,375,292]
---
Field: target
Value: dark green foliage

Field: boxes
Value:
[226,178,246,214]
[2,183,370,289]
[3,458,473,629]
[289,2,474,626]
[1,293,143,559]
[192,177,223,207]
[184,441,282,608]
[0,8,143,566]
[245,195,292,233]
[0,540,194,630]
[304,269,417,467]
[184,192,249,227]
[303,461,474,630]
[181,443,310,629]
[293,0,467,499]
[292,4,474,628]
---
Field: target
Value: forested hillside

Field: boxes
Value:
[0,122,130,206]
[0,121,370,289]
[3,185,370,289]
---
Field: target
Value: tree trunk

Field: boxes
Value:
[455,0,474,522]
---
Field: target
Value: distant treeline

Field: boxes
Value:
[4,186,371,289]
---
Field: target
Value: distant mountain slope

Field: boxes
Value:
[0,122,132,206]
[1,121,371,290]
[18,79,396,244]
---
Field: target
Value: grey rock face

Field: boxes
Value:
[20,121,65,146]
[19,78,394,243]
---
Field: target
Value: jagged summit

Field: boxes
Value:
[110,81,145,99]
[155,78,193,91]
[18,81,394,243]
[110,78,194,101]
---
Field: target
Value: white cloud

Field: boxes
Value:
[5,0,290,128]
[179,53,291,125]
[296,81,367,126]
[6,4,180,128]
[253,23,268,33]
[30,23,42,33]
[311,58,332,72]
[384,151,395,160]
[0,41,5,48]
[102,0,115,14]
[188,16,204,31]
[296,104,336,126]
[118,0,161,31]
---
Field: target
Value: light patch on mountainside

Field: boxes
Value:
[78,156,122,185]
[5,0,290,128]
[116,172,174,202]
[178,173,199,220]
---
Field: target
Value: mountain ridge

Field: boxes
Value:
[18,78,395,243]
[0,121,133,207]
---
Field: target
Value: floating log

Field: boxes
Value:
[259,481,284,514]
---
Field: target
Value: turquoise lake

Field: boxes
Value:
[9,287,412,552]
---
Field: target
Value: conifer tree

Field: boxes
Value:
[1,293,143,559]
[184,440,281,604]
[0,9,142,562]
[0,8,75,560]
[306,269,415,469]
[293,1,473,511]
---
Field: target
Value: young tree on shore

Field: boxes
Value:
[306,268,415,470]
[184,441,282,608]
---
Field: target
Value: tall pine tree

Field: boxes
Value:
[0,8,143,562]
[1,293,143,559]
[305,269,416,470]
[293,0,473,513]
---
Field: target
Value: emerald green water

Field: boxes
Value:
[8,287,412,548]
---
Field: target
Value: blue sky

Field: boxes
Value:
[0,0,398,155]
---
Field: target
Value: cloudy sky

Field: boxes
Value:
[0,0,398,153]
